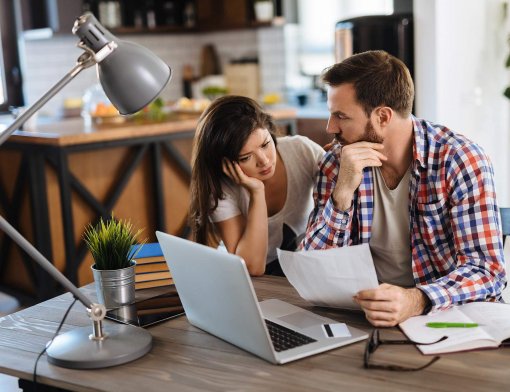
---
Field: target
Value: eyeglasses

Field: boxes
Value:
[364,329,443,372]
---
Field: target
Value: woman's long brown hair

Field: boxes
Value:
[189,95,276,245]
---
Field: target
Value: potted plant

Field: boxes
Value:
[84,215,145,309]
[201,85,228,101]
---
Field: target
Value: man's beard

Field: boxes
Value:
[335,119,384,145]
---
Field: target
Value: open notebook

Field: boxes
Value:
[399,302,510,355]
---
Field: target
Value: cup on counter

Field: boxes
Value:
[10,107,38,132]
[296,94,308,107]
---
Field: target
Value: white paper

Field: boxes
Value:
[399,302,510,354]
[277,244,379,310]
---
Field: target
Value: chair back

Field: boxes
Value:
[501,208,510,246]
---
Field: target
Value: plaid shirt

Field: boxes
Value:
[301,116,506,311]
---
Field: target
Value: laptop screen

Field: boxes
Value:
[106,286,185,327]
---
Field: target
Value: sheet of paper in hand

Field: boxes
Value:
[278,244,378,310]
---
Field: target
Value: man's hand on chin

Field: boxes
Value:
[354,284,430,327]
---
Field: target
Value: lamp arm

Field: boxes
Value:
[0,50,100,310]
[0,13,160,367]
[0,52,96,146]
[0,216,93,308]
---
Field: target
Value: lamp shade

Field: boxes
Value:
[73,13,172,115]
[98,41,172,115]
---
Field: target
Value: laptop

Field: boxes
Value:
[156,231,368,364]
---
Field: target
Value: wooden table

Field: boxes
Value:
[0,276,509,392]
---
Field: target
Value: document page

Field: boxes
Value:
[399,302,510,354]
[277,244,379,310]
[460,302,510,343]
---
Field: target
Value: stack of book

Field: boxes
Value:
[131,243,173,290]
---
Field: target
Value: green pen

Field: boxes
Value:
[426,322,479,328]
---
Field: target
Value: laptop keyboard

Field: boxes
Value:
[264,319,317,352]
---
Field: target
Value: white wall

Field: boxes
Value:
[21,27,286,117]
[414,0,510,206]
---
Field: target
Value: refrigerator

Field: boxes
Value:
[335,14,414,78]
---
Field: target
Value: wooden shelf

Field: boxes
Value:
[81,0,285,35]
[112,25,199,35]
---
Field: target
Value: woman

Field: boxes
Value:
[190,96,323,276]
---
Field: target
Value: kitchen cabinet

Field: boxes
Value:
[0,0,24,110]
[19,0,84,34]
[196,0,250,31]
[82,0,284,34]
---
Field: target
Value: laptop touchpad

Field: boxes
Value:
[278,312,323,329]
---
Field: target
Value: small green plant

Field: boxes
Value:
[84,215,145,270]
[202,85,228,100]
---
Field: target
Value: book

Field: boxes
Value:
[136,291,181,310]
[131,243,163,258]
[131,242,174,290]
[399,302,510,354]
[136,278,174,290]
[136,287,182,315]
[134,256,166,265]
[135,271,172,283]
[135,261,169,274]
[138,305,182,316]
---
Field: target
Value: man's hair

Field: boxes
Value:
[322,50,414,117]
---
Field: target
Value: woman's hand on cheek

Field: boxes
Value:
[222,159,264,194]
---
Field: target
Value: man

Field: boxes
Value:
[301,50,506,327]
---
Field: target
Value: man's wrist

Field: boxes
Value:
[331,189,353,211]
[411,288,431,315]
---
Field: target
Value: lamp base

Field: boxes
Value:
[46,323,152,369]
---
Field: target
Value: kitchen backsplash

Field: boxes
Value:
[22,27,286,116]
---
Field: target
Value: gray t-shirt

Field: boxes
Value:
[370,166,414,287]
[210,135,324,263]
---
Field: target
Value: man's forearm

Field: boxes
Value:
[331,189,354,211]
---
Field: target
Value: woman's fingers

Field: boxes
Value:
[222,159,242,183]
[222,159,235,180]
[231,161,247,181]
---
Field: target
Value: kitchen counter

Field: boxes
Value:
[8,106,297,146]
[294,104,329,119]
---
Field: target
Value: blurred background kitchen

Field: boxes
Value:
[1,0,507,195]
[0,0,509,301]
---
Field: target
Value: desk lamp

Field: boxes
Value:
[0,12,171,369]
